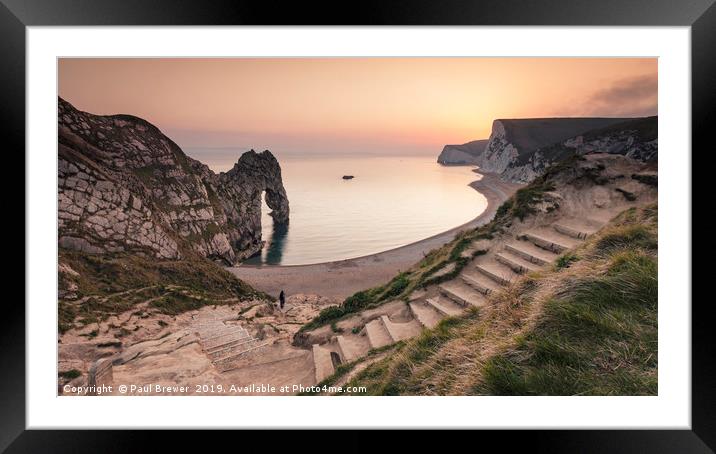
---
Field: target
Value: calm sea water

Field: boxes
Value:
[185,150,487,265]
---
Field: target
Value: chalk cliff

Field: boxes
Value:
[437,139,489,165]
[58,97,289,265]
[475,117,657,182]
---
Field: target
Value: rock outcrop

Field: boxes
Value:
[437,139,489,165]
[475,117,658,182]
[58,97,289,265]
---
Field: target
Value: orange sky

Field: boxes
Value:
[58,58,657,155]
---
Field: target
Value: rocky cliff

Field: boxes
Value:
[437,139,489,165]
[477,117,657,183]
[58,97,289,265]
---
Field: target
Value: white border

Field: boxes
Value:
[27,27,691,429]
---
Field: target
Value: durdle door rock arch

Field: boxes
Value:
[57,97,289,265]
[218,149,290,259]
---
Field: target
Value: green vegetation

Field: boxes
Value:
[58,250,270,333]
[80,329,98,339]
[330,322,344,334]
[341,204,657,396]
[58,369,82,380]
[615,188,637,201]
[554,252,578,270]
[631,173,658,187]
[299,272,415,332]
[511,181,556,221]
[494,157,587,223]
[594,220,657,252]
[96,341,122,348]
[149,291,214,315]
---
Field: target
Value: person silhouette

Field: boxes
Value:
[279,290,286,309]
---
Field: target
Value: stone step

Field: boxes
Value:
[195,325,227,333]
[335,334,370,362]
[439,281,488,308]
[553,219,602,240]
[460,269,501,295]
[211,339,262,364]
[200,327,248,342]
[201,331,251,350]
[504,241,558,266]
[379,315,423,342]
[198,330,236,340]
[196,324,229,333]
[425,297,463,317]
[334,335,355,363]
[213,341,273,372]
[365,318,394,350]
[380,316,399,343]
[207,338,258,363]
[194,320,229,327]
[495,251,542,274]
[409,301,443,329]
[312,344,335,383]
[194,317,227,322]
[554,224,589,240]
[206,337,257,359]
[408,288,428,302]
[475,261,519,286]
[520,229,581,254]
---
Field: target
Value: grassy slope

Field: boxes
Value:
[341,204,657,395]
[58,250,271,333]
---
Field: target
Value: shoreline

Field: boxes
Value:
[229,170,523,299]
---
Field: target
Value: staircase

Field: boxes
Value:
[307,218,603,385]
[192,313,271,373]
[462,219,600,297]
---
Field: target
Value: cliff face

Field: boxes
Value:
[437,139,488,165]
[477,117,657,183]
[58,98,289,265]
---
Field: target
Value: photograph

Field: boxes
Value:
[56,57,659,397]
[7,0,710,447]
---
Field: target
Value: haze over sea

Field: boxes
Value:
[185,149,487,265]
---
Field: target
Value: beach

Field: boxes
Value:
[229,171,523,299]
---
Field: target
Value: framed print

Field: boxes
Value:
[5,0,713,451]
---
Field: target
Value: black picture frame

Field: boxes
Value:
[4,0,711,452]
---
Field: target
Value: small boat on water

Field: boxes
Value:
[342,175,354,180]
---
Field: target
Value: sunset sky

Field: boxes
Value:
[58,58,657,156]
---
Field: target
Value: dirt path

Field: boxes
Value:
[229,171,523,300]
